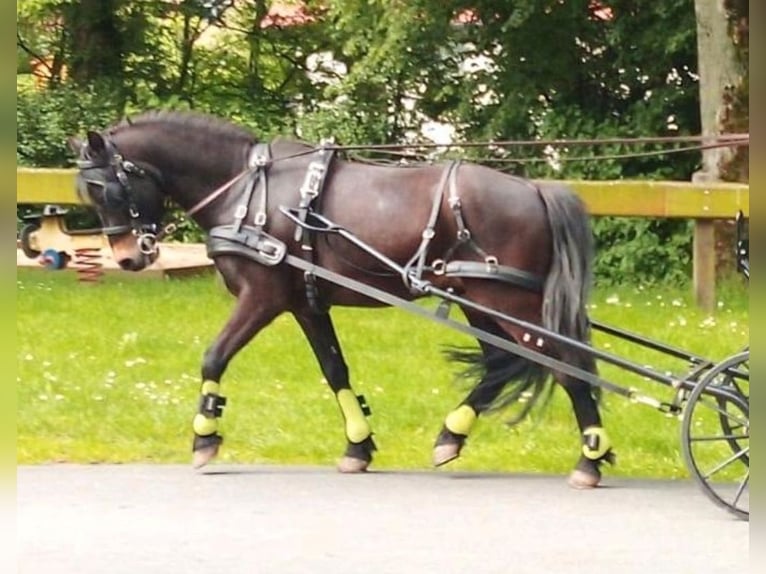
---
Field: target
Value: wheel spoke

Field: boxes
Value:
[702,446,749,480]
[690,432,748,443]
[731,471,749,508]
[695,396,748,427]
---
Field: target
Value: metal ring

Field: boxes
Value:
[137,233,159,255]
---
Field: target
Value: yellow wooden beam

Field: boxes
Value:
[539,179,749,218]
[17,168,749,219]
[17,168,81,205]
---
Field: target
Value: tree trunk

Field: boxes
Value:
[694,0,743,175]
[692,0,746,308]
[65,0,124,89]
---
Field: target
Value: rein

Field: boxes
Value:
[185,145,319,217]
[185,169,254,217]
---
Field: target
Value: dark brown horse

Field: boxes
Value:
[69,110,613,487]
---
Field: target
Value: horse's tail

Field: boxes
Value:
[537,183,596,363]
[445,183,597,425]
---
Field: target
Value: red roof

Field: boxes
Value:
[261,2,316,28]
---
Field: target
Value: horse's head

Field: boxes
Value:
[68,130,166,271]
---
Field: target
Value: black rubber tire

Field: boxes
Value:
[19,223,41,259]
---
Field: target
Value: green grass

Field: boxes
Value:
[16,268,748,480]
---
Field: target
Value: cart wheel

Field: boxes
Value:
[19,223,41,259]
[681,350,749,520]
[716,355,749,465]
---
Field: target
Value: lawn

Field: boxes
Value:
[16,267,748,480]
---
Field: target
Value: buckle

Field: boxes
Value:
[199,393,227,417]
[357,394,371,416]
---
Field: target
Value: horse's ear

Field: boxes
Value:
[86,131,106,154]
[66,136,83,155]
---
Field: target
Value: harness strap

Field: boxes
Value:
[233,143,271,233]
[434,260,543,292]
[402,161,457,291]
[251,144,272,234]
[442,163,492,263]
[294,142,335,244]
[206,224,287,266]
[293,143,336,314]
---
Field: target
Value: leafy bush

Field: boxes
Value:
[591,217,693,286]
[17,79,122,167]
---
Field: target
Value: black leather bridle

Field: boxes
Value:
[76,143,169,255]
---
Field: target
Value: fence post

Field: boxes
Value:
[690,171,716,312]
[692,219,716,312]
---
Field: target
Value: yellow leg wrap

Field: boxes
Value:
[201,380,221,395]
[336,389,372,443]
[193,380,223,436]
[582,426,611,460]
[445,404,477,436]
[193,413,218,436]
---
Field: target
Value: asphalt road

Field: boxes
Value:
[18,464,749,574]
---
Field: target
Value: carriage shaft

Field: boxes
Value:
[284,254,672,401]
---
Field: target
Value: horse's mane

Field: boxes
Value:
[110,110,258,144]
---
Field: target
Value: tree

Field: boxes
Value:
[693,0,747,181]
[313,0,702,180]
[691,0,748,308]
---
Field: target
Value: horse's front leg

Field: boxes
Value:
[293,309,376,473]
[192,293,281,468]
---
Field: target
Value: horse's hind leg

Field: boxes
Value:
[434,299,613,488]
[434,311,533,466]
[293,309,376,473]
[552,353,614,488]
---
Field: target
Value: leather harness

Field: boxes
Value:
[205,144,543,314]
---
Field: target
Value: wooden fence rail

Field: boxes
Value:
[16,168,749,310]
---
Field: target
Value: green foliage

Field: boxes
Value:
[592,217,693,287]
[16,0,745,282]
[296,100,392,145]
[17,80,122,167]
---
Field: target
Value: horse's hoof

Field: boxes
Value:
[433,443,461,467]
[568,469,601,489]
[337,456,369,473]
[192,444,220,469]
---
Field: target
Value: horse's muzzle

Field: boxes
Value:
[116,248,158,271]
